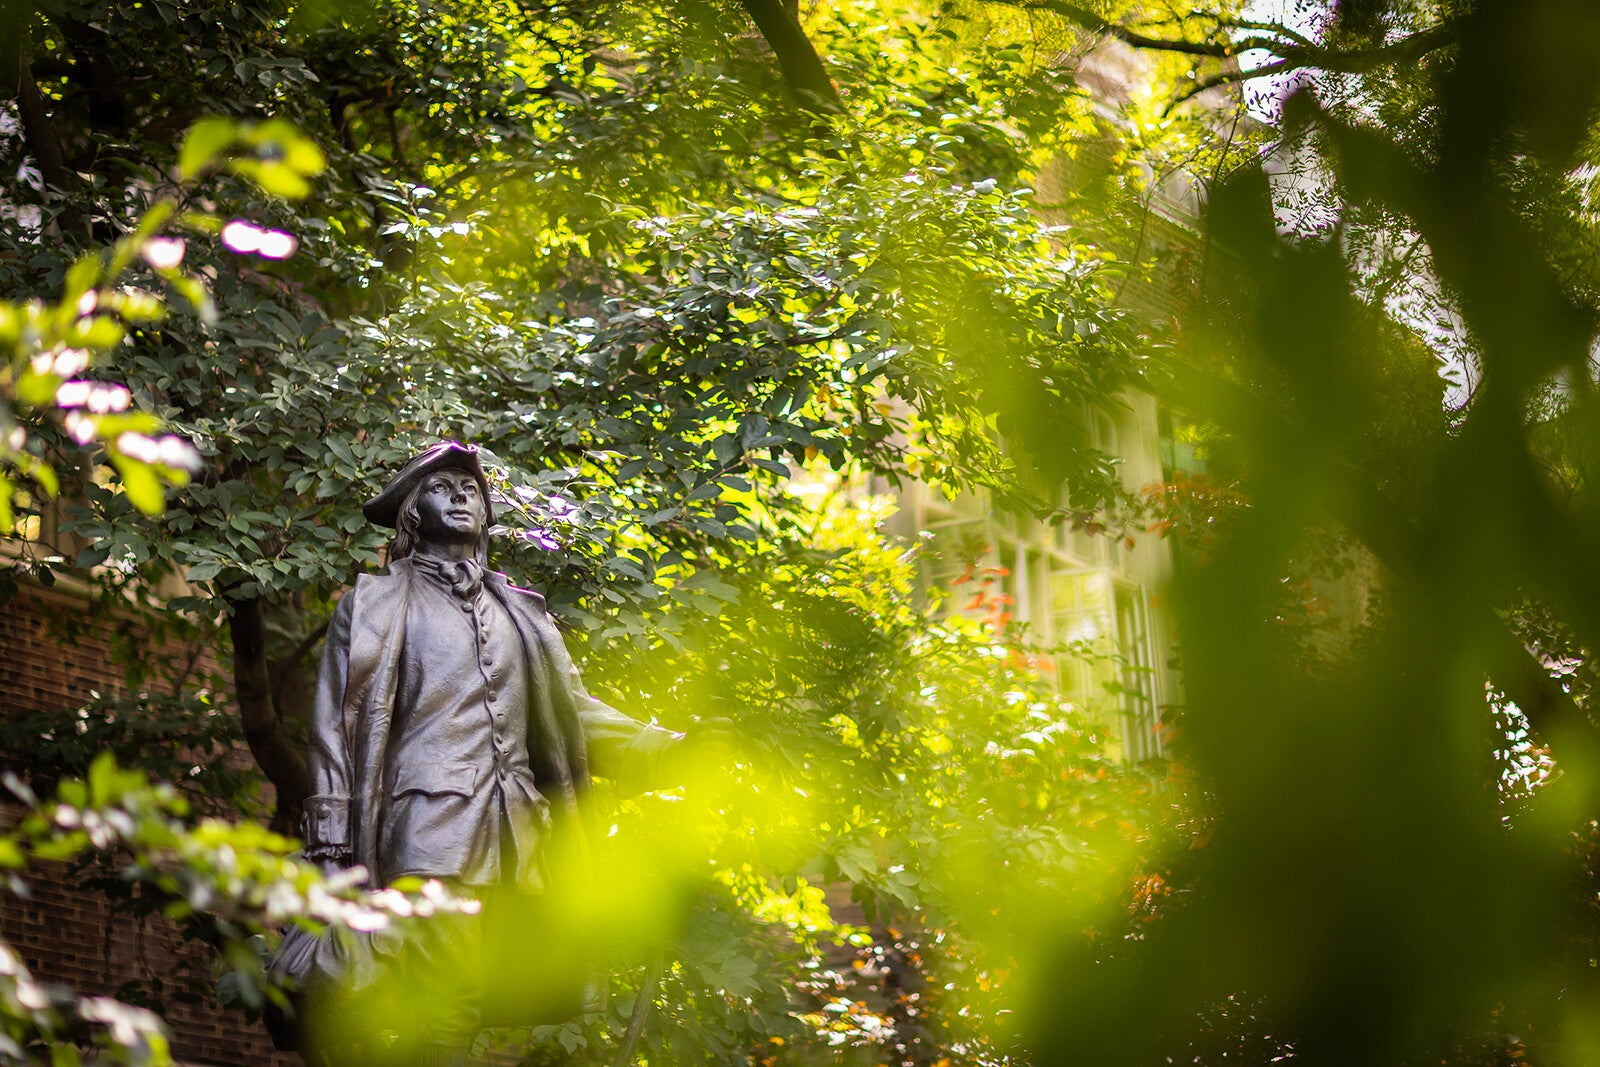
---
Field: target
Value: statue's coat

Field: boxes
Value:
[301,556,678,883]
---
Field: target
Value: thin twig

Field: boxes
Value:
[612,951,665,1067]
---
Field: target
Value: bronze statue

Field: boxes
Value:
[274,441,686,1066]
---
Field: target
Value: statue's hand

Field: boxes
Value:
[298,849,356,883]
[666,716,738,781]
[315,857,351,881]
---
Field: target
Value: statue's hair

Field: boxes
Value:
[388,477,491,564]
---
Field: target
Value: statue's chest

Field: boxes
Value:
[394,583,533,740]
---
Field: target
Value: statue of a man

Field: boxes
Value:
[281,441,684,1065]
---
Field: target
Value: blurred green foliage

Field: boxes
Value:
[0,753,476,1065]
[1014,1,1600,1066]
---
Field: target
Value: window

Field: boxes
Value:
[905,475,1170,763]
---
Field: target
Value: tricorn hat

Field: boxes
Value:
[362,441,493,529]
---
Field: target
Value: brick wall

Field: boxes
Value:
[0,584,298,1066]
[2,583,136,715]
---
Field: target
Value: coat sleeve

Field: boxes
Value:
[302,593,355,864]
[568,660,684,795]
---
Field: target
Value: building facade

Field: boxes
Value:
[879,389,1178,761]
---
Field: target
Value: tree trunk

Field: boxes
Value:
[228,596,312,835]
[1,34,83,235]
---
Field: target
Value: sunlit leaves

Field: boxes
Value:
[555,494,1158,1065]
[178,116,327,197]
[1,2,1162,1064]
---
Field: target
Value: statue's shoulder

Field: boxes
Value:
[374,556,413,578]
[491,571,547,610]
[352,558,410,588]
[506,583,549,609]
[341,560,412,618]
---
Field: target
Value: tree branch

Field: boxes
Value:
[1230,18,1318,50]
[1165,57,1296,112]
[286,619,331,670]
[1023,0,1237,56]
[1285,24,1457,75]
[1014,0,1457,75]
[736,0,840,110]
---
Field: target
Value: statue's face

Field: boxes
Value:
[415,469,486,545]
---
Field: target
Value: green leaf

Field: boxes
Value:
[61,254,103,304]
[185,559,223,582]
[27,458,59,498]
[86,750,117,806]
[157,269,216,323]
[232,159,313,199]
[178,116,238,180]
[72,316,125,350]
[284,134,327,178]
[75,541,111,569]
[16,369,57,408]
[111,456,168,515]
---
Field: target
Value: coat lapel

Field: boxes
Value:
[342,563,412,877]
